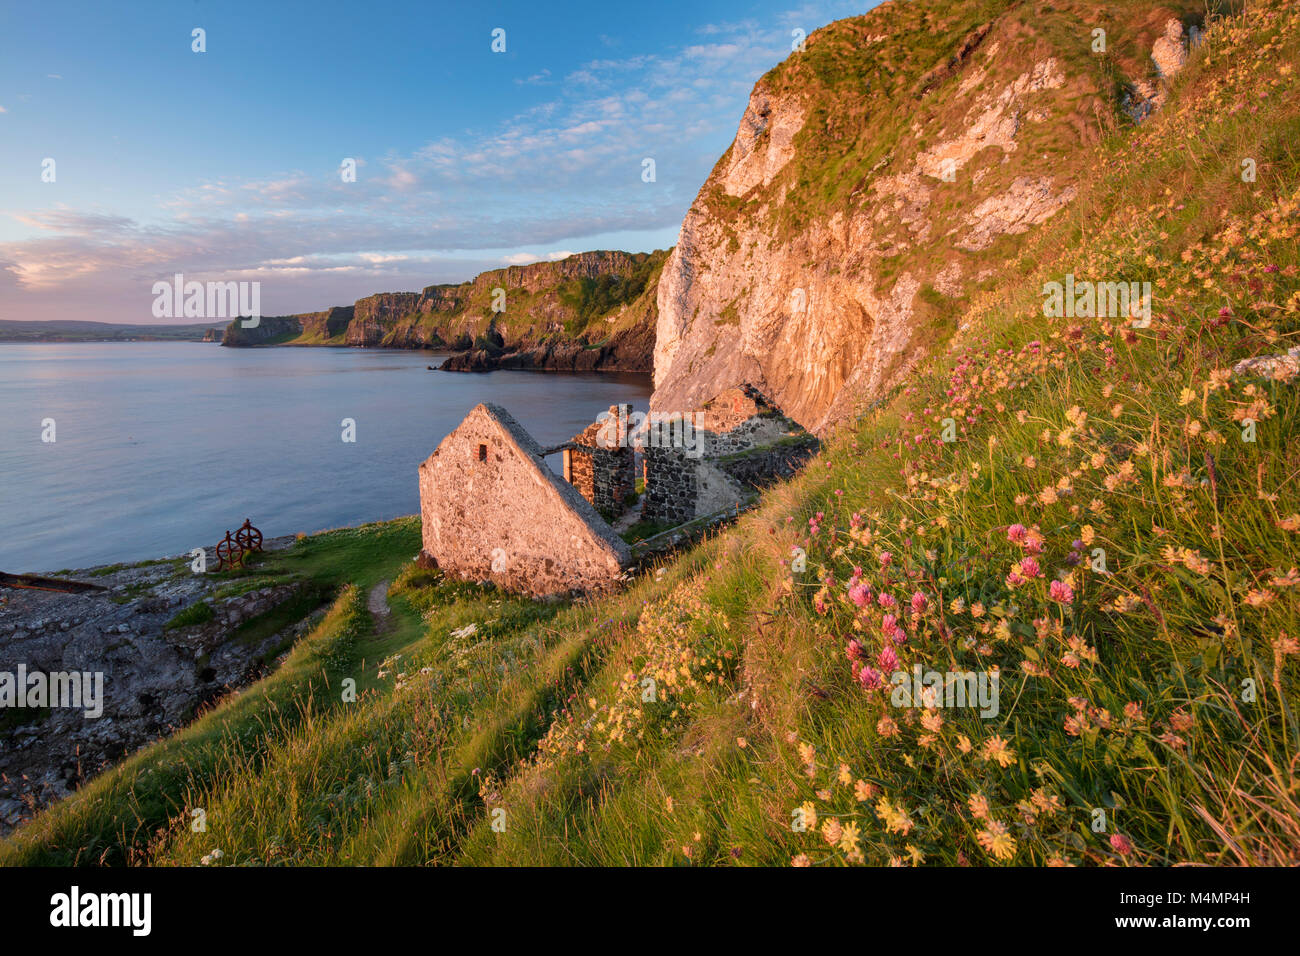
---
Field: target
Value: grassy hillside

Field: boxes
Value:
[4,0,1299,866]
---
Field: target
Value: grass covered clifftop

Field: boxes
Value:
[5,0,1300,867]
[221,250,668,372]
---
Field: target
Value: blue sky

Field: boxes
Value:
[0,0,869,323]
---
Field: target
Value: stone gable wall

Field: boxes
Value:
[419,404,630,596]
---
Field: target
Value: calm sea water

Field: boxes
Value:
[0,343,651,573]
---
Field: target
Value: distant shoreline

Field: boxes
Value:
[0,319,224,344]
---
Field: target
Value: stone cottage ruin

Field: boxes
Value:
[418,386,817,596]
[417,404,631,597]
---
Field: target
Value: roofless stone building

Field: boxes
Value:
[417,404,631,597]
[418,388,817,597]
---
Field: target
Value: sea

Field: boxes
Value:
[0,342,651,573]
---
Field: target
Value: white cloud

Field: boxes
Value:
[0,1,869,321]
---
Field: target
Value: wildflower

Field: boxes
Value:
[736,736,748,749]
[1109,833,1134,856]
[977,820,1017,861]
[854,779,877,802]
[911,591,928,614]
[858,666,885,691]
[968,792,990,820]
[822,819,843,846]
[877,645,899,671]
[846,639,864,661]
[1019,557,1042,579]
[982,736,1017,768]
[875,796,915,835]
[877,715,899,738]
[799,801,818,830]
[1269,568,1300,588]
[837,763,853,786]
[840,821,862,856]
[1030,789,1062,816]
[791,854,812,867]
[1049,580,1074,604]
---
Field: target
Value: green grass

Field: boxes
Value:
[163,601,214,630]
[4,0,1298,868]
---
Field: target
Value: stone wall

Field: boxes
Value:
[639,387,818,525]
[419,404,631,596]
[564,404,634,516]
[640,446,699,525]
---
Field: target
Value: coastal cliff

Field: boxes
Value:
[221,251,666,372]
[651,0,1201,430]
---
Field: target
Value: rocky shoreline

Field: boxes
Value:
[436,321,654,374]
[0,536,313,835]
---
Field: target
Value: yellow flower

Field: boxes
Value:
[982,735,1017,768]
[875,796,915,836]
[977,820,1017,860]
[839,821,862,855]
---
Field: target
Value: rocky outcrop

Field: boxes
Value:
[298,306,355,342]
[651,0,1203,431]
[0,543,310,833]
[1125,17,1195,123]
[439,313,655,373]
[220,315,304,347]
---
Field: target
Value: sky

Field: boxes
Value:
[0,0,870,324]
